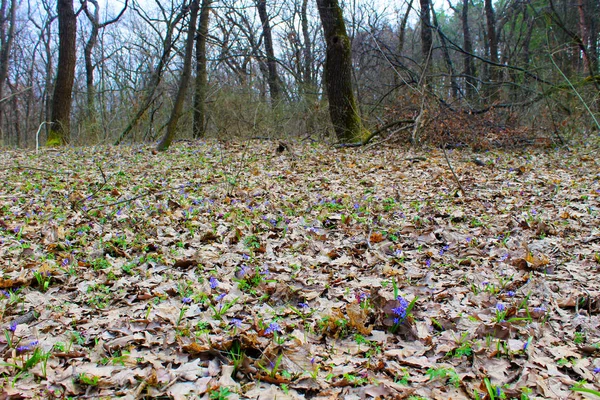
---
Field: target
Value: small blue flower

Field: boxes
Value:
[439,245,449,256]
[229,318,242,328]
[264,322,281,335]
[216,293,226,301]
[506,291,515,297]
[392,296,409,323]
[8,321,17,332]
[238,265,249,277]
[425,259,431,267]
[496,303,505,312]
[182,297,192,304]
[594,366,600,374]
[298,302,309,309]
[209,277,219,289]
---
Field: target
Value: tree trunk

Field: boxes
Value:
[301,0,313,88]
[484,0,498,83]
[316,0,366,143]
[431,3,458,99]
[193,0,211,139]
[461,0,476,100]
[115,6,186,145]
[48,0,77,146]
[83,0,127,138]
[257,0,280,103]
[419,0,433,66]
[156,0,199,151]
[398,0,413,55]
[0,0,16,142]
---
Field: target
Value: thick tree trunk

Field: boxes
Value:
[193,0,211,139]
[157,0,199,151]
[257,0,280,103]
[48,0,77,146]
[316,0,366,143]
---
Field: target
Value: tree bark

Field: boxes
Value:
[156,0,199,151]
[256,0,280,103]
[48,0,77,146]
[193,0,211,139]
[316,0,366,143]
[419,0,433,66]
[300,0,313,88]
[461,0,476,100]
[0,0,16,141]
[484,0,498,82]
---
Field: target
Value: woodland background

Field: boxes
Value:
[0,0,598,149]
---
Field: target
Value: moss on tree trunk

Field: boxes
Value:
[317,0,367,144]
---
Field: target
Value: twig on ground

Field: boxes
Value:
[442,144,466,196]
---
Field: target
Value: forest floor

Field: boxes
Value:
[1,140,600,399]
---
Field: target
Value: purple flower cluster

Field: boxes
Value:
[392,296,409,324]
[16,340,38,353]
[264,322,281,335]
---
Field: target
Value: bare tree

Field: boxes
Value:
[81,0,127,134]
[115,0,187,145]
[48,0,76,146]
[256,0,280,103]
[193,0,212,139]
[157,0,199,151]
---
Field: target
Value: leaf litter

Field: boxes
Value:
[0,141,599,399]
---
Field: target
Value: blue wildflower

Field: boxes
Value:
[209,277,219,289]
[264,322,282,335]
[182,297,192,304]
[8,321,17,332]
[392,296,409,323]
[439,245,449,256]
[594,367,600,374]
[506,291,515,297]
[229,318,242,328]
[216,293,226,301]
[298,302,309,309]
[496,303,505,312]
[425,259,431,267]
